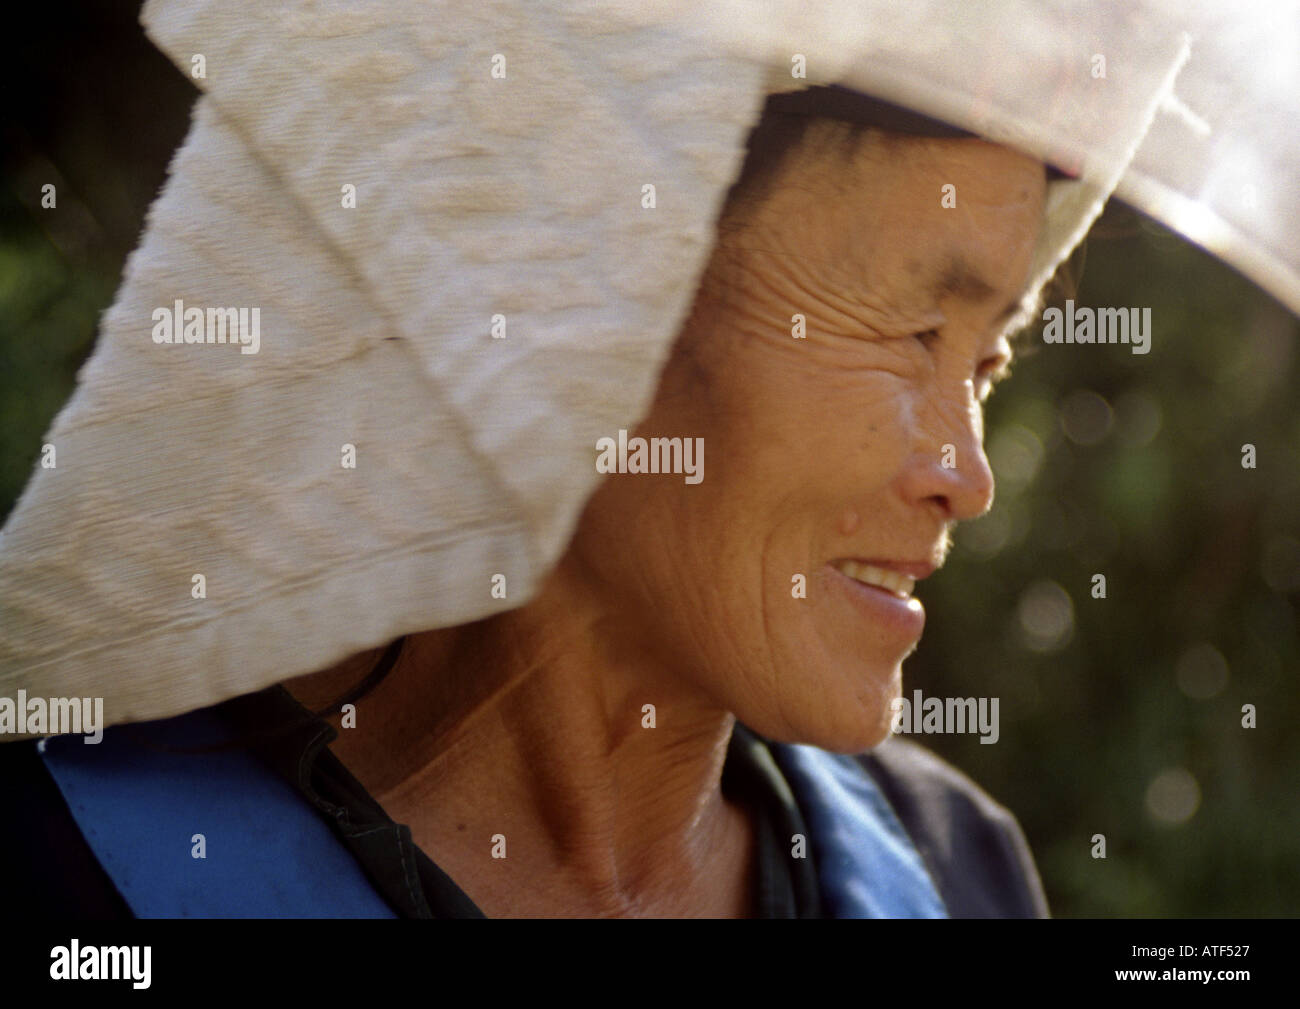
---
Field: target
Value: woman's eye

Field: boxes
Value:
[912,328,941,349]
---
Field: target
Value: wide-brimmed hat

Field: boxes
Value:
[3,0,1293,735]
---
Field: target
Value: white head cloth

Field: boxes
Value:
[6,0,1284,733]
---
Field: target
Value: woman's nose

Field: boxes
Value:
[897,390,996,522]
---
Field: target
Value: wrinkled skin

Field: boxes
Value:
[289,125,1047,917]
[579,124,1044,752]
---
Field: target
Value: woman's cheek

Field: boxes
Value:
[816,369,920,446]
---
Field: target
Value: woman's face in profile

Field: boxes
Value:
[568,122,1047,752]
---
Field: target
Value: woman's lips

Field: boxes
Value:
[826,560,926,640]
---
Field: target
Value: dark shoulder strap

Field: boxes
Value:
[857,738,1050,918]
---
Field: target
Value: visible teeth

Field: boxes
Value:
[833,560,915,598]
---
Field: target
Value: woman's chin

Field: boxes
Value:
[747,691,900,754]
[815,667,903,751]
[808,713,896,754]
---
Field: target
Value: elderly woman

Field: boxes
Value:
[6,0,1299,931]
[289,103,1051,919]
[289,118,1048,919]
[4,78,1057,918]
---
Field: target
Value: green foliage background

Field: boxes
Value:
[3,2,1296,917]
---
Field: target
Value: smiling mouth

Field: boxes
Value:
[830,560,916,599]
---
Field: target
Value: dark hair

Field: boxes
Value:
[722,84,1072,217]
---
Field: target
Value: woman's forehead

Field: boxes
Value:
[740,135,1045,272]
[738,119,1047,222]
[709,138,1045,343]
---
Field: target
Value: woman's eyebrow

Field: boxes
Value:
[930,253,1024,325]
